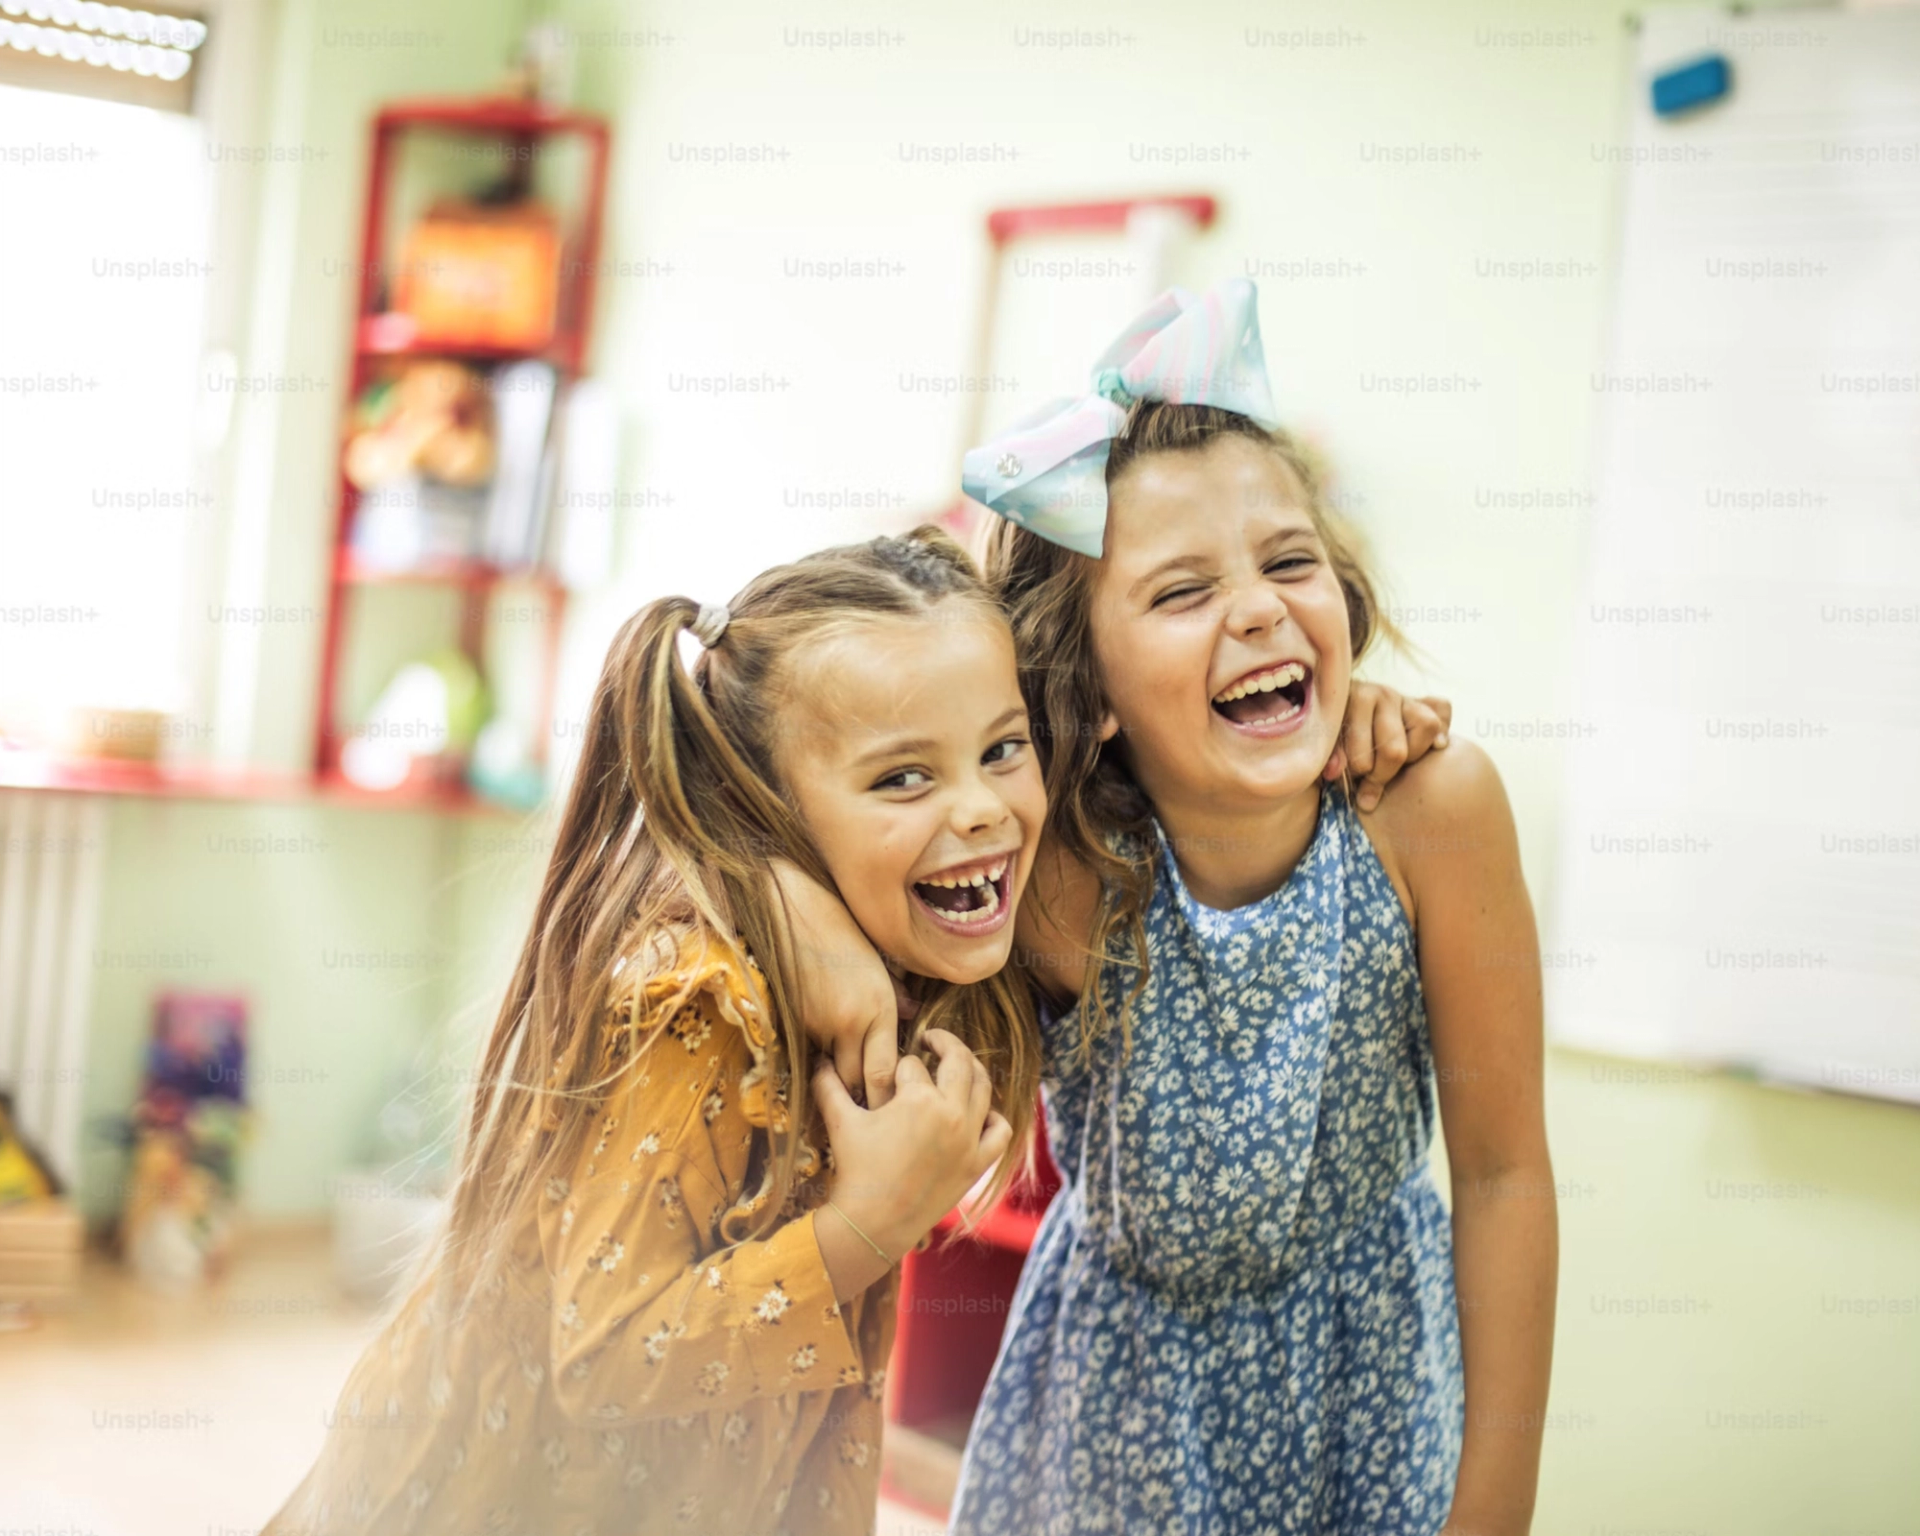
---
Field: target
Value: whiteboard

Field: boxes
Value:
[1547,4,1920,1105]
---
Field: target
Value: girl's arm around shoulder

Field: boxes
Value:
[1021,679,1453,1006]
[1360,742,1558,1536]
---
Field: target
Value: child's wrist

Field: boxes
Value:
[824,1180,923,1259]
[813,1202,897,1301]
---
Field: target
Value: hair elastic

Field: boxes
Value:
[689,603,730,649]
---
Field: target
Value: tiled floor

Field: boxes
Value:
[1,1226,945,1536]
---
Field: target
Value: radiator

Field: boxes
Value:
[0,792,108,1189]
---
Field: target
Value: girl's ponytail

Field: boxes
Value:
[620,598,826,931]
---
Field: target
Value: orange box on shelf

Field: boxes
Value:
[394,200,560,352]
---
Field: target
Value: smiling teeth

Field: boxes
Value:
[920,859,1008,890]
[937,884,1002,923]
[1212,662,1306,704]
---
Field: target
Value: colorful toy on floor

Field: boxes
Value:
[109,992,252,1292]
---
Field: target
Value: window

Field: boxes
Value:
[0,79,215,750]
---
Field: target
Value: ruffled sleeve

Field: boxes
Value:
[614,934,792,1127]
[534,929,877,1427]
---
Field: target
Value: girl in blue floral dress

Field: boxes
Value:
[789,280,1556,1534]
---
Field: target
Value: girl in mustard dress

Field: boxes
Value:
[267,529,1048,1536]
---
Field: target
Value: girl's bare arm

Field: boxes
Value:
[1371,739,1557,1536]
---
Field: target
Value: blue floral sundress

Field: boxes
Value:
[950,785,1464,1535]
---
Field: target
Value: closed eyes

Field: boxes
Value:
[1150,556,1317,609]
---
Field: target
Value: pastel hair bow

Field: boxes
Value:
[961,277,1280,558]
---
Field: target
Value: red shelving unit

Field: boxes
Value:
[312,96,612,805]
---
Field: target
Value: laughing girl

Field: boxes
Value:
[790,281,1551,1535]
[267,530,1045,1536]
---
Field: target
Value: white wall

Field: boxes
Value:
[544,0,1650,891]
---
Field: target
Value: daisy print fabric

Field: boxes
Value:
[268,936,894,1536]
[952,785,1465,1535]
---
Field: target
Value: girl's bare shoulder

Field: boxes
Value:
[1355,739,1519,917]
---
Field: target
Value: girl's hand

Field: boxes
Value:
[1326,683,1453,812]
[767,859,909,1107]
[810,1029,1013,1299]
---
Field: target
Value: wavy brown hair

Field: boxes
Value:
[983,401,1398,1056]
[441,527,1041,1300]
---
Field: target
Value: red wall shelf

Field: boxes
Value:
[312,95,612,808]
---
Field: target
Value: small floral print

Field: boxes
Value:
[788,1344,818,1373]
[753,1283,792,1324]
[670,1012,712,1053]
[544,1176,570,1203]
[559,1301,583,1334]
[482,1396,509,1434]
[694,1360,731,1396]
[585,1233,626,1274]
[644,1324,672,1364]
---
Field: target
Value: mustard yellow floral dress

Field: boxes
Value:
[268,934,897,1536]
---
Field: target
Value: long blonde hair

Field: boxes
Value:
[984,401,1399,1057]
[443,527,1041,1298]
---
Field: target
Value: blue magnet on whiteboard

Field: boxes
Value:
[1651,54,1731,117]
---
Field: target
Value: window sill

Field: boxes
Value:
[0,750,525,817]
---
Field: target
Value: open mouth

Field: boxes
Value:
[1211,660,1313,731]
[910,855,1013,937]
